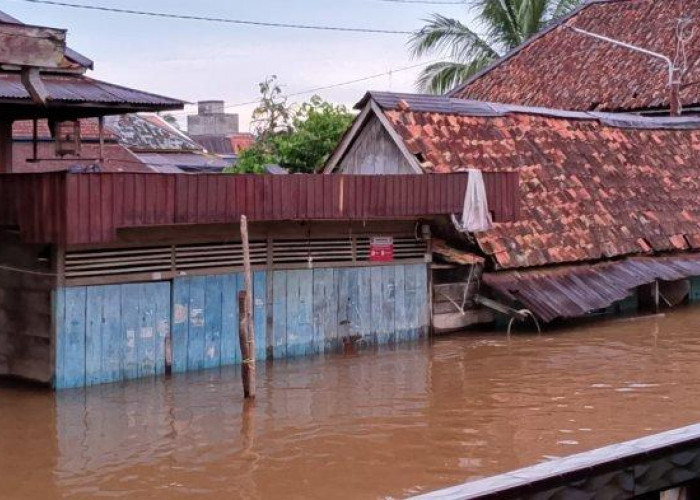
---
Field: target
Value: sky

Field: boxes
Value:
[4,0,472,131]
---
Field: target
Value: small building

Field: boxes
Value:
[187,100,254,165]
[0,10,184,174]
[449,0,700,115]
[0,172,518,388]
[325,91,700,327]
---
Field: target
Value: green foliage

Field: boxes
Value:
[224,144,274,174]
[225,78,354,174]
[411,0,583,93]
[275,96,354,173]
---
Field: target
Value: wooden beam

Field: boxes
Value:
[239,215,256,399]
[0,120,13,173]
[21,67,49,105]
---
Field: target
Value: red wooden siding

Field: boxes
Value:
[0,172,520,245]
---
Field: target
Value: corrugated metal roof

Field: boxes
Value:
[106,114,201,151]
[484,255,700,322]
[0,73,183,108]
[135,152,229,173]
[364,91,700,130]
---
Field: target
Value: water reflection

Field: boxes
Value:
[3,307,700,499]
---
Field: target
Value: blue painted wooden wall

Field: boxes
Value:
[171,272,268,373]
[54,282,171,389]
[56,264,428,388]
[172,264,427,370]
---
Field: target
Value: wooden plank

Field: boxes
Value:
[101,284,123,383]
[121,283,140,380]
[370,266,384,342]
[187,276,206,372]
[153,281,170,376]
[313,268,336,353]
[355,267,372,343]
[204,275,223,369]
[285,270,314,357]
[253,271,267,361]
[380,266,396,344]
[404,264,419,340]
[138,283,157,378]
[220,273,240,366]
[336,268,351,344]
[85,285,104,386]
[415,264,429,339]
[53,288,66,388]
[171,278,189,373]
[394,265,409,343]
[58,287,87,389]
[272,271,287,359]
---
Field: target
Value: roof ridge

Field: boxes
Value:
[365,90,700,130]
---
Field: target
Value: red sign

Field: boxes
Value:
[370,237,394,262]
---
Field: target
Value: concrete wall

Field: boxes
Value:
[187,101,240,136]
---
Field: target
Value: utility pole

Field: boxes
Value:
[568,27,683,116]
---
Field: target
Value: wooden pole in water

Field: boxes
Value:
[239,215,256,398]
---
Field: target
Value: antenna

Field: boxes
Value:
[566,26,683,115]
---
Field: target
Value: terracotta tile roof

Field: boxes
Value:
[450,0,700,113]
[369,92,700,270]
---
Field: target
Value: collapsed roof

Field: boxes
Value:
[328,91,700,320]
[450,0,700,113]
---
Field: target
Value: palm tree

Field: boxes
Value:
[411,0,583,94]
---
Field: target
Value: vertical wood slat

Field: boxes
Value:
[0,171,519,245]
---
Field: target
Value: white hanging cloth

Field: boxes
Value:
[453,168,493,233]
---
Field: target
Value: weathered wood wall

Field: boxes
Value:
[338,115,415,174]
[0,239,55,383]
[54,282,171,389]
[53,263,429,389]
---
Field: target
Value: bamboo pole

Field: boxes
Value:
[239,215,256,398]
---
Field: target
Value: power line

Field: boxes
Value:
[20,0,415,35]
[167,59,441,116]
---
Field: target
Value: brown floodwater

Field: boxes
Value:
[4,306,700,499]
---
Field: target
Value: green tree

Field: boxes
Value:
[275,96,354,173]
[226,79,354,174]
[411,0,582,94]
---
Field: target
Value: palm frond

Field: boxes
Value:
[549,0,583,19]
[410,14,499,62]
[519,0,550,36]
[416,57,494,94]
[471,0,524,49]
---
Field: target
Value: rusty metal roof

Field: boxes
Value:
[484,255,700,322]
[0,72,183,108]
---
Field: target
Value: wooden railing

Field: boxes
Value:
[0,172,520,245]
